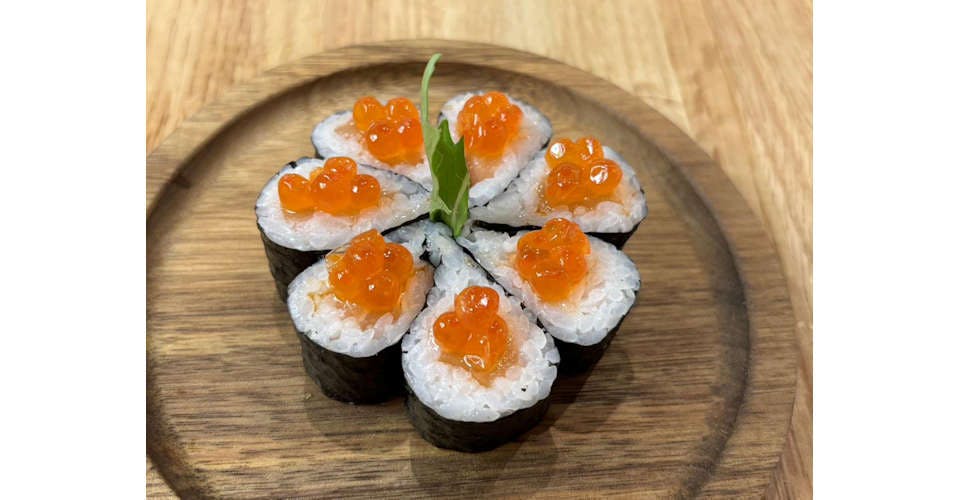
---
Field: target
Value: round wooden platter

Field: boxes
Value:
[147,40,797,498]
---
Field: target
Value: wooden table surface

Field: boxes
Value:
[146,1,812,498]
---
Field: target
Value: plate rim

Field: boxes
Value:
[146,39,798,497]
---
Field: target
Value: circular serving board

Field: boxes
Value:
[147,40,797,498]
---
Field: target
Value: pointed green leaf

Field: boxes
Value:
[420,53,442,157]
[427,120,470,236]
[419,53,470,237]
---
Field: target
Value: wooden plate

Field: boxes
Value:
[147,40,797,498]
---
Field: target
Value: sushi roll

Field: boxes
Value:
[403,223,559,451]
[288,224,434,404]
[256,156,429,301]
[471,136,648,249]
[458,218,641,374]
[439,91,552,207]
[312,96,432,189]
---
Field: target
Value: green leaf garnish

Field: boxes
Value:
[420,54,441,159]
[420,53,470,237]
[428,121,470,235]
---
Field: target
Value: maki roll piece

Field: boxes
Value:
[403,223,559,452]
[459,218,641,374]
[439,91,553,207]
[288,225,434,404]
[471,137,648,249]
[312,96,432,189]
[256,157,429,301]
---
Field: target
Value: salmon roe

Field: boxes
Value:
[457,91,524,161]
[515,218,591,303]
[353,96,424,165]
[542,136,623,209]
[326,230,415,314]
[277,157,381,216]
[433,286,510,378]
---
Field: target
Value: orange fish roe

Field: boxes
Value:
[541,136,623,209]
[457,91,523,162]
[515,218,591,303]
[326,230,415,314]
[433,286,510,379]
[277,157,381,216]
[353,96,424,166]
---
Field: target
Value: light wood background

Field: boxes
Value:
[146,1,811,498]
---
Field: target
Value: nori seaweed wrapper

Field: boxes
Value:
[472,220,641,250]
[405,388,551,452]
[258,223,328,302]
[296,328,403,404]
[553,319,622,375]
[552,298,636,374]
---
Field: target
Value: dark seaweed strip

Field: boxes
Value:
[405,387,551,452]
[382,213,431,234]
[297,328,403,404]
[552,315,625,375]
[258,224,327,302]
[471,220,641,250]
[544,290,638,374]
[590,221,641,249]
[255,158,325,301]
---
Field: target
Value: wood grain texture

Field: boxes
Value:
[147,2,811,497]
[147,41,796,498]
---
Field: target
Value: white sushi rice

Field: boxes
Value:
[312,110,433,188]
[287,227,434,357]
[458,226,641,346]
[470,146,648,233]
[402,223,559,423]
[255,158,429,252]
[439,91,553,207]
